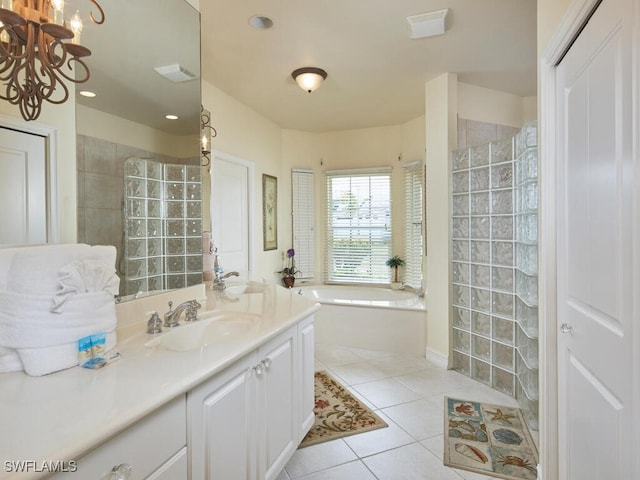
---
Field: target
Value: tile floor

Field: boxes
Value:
[277,343,535,480]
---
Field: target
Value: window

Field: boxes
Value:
[326,168,391,283]
[292,169,315,279]
[404,161,424,288]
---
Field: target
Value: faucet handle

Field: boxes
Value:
[146,311,162,334]
[184,300,202,322]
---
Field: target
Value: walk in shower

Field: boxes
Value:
[450,122,538,430]
[123,158,203,297]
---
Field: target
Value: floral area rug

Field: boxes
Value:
[299,370,388,448]
[444,397,539,480]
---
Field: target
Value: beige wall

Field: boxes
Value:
[202,80,284,280]
[425,73,458,364]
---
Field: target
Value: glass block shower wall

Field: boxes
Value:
[450,122,538,430]
[123,158,203,296]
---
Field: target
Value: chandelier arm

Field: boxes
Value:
[87,0,105,24]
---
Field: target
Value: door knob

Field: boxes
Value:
[560,323,574,335]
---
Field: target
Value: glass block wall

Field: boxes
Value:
[123,158,203,296]
[450,122,538,430]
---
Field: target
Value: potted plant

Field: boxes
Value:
[386,255,405,289]
[279,248,300,288]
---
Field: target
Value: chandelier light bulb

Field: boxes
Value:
[51,0,64,25]
[70,10,83,44]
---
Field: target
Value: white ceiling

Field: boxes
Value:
[200,0,538,133]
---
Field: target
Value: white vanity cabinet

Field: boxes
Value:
[48,395,187,480]
[188,315,315,480]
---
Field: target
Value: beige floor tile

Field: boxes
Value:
[294,460,377,480]
[341,410,415,458]
[285,440,357,478]
[363,443,464,480]
[352,377,423,409]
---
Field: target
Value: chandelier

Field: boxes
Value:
[0,0,104,121]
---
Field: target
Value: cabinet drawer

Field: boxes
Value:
[49,395,186,480]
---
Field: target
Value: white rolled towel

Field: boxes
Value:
[0,290,117,376]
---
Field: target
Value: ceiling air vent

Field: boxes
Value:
[154,64,198,83]
[407,9,449,39]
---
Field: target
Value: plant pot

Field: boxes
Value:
[282,275,295,288]
[390,282,403,290]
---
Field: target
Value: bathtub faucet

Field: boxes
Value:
[400,283,425,297]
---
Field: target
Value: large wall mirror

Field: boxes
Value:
[75,0,203,301]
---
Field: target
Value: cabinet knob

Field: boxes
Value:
[253,363,263,376]
[262,357,272,369]
[111,463,132,480]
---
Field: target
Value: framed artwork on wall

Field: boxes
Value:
[262,174,277,250]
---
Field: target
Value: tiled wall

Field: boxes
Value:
[77,135,200,297]
[450,120,538,430]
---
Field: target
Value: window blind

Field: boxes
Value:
[404,162,424,288]
[291,169,315,279]
[326,169,391,283]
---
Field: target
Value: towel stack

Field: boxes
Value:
[0,244,120,376]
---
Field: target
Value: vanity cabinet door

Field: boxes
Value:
[256,326,297,480]
[47,396,186,480]
[298,315,316,441]
[188,351,258,480]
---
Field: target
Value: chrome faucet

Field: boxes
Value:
[212,271,240,290]
[211,247,240,290]
[163,299,201,327]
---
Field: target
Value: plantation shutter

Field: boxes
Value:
[325,167,392,283]
[404,161,424,289]
[292,169,315,279]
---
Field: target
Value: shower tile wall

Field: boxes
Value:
[450,121,538,430]
[77,135,200,296]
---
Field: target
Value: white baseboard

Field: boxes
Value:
[426,347,448,369]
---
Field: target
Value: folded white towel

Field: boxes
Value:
[0,291,116,349]
[0,346,23,373]
[4,244,116,295]
[16,331,117,376]
[51,259,120,313]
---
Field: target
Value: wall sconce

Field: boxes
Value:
[0,0,105,121]
[291,67,327,93]
[201,106,217,169]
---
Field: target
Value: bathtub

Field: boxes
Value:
[297,284,427,356]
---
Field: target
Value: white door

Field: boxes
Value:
[211,153,251,274]
[0,127,47,244]
[555,0,636,477]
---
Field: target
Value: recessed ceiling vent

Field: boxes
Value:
[154,64,198,83]
[407,9,449,39]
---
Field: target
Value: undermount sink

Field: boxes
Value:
[144,311,260,351]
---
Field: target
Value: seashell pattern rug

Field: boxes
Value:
[444,397,538,480]
[299,371,388,448]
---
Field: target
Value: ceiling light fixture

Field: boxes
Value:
[165,114,178,120]
[249,15,273,30]
[291,67,327,93]
[0,0,105,121]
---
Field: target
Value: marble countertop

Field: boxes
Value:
[0,281,320,479]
